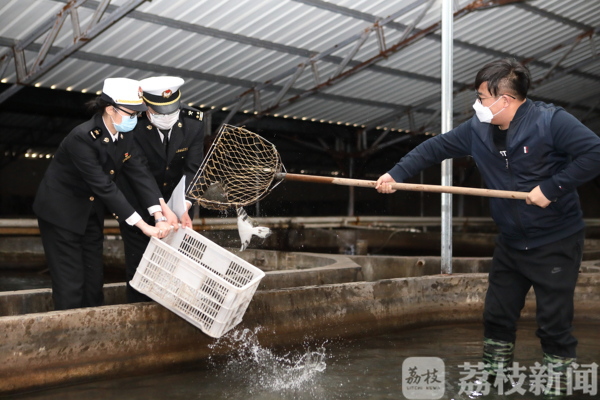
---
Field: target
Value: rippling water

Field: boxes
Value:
[6,320,599,399]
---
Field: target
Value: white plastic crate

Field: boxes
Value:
[130,227,265,338]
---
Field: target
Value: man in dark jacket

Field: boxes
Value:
[117,76,205,302]
[376,58,600,396]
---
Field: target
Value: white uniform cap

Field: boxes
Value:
[140,76,185,114]
[101,77,147,112]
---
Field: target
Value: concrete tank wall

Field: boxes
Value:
[1,270,599,394]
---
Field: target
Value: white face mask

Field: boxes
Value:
[472,97,505,124]
[148,110,180,130]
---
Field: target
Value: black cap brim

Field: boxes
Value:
[143,90,181,114]
[147,101,180,114]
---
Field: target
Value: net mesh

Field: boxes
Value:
[187,124,284,211]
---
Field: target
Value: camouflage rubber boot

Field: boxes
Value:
[543,353,576,398]
[482,337,515,379]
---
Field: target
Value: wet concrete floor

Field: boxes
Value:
[5,319,598,400]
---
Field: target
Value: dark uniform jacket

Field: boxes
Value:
[33,113,162,235]
[117,108,204,217]
[388,99,600,250]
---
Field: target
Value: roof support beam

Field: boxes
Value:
[232,0,493,126]
[539,36,583,83]
[220,94,249,127]
[229,0,436,101]
[0,0,146,105]
[41,0,598,129]
[2,0,597,140]
[534,49,600,88]
[45,0,600,94]
[0,38,412,115]
[375,23,386,52]
[397,0,436,44]
[272,63,307,108]
[525,27,600,88]
[331,28,371,80]
[514,3,591,31]
[365,25,600,136]
[30,5,70,74]
[86,0,111,31]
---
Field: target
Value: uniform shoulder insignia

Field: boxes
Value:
[89,127,102,140]
[181,108,203,121]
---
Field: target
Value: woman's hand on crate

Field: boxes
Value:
[154,221,175,238]
[136,220,170,239]
[179,212,193,229]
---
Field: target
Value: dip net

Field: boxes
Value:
[187,124,284,211]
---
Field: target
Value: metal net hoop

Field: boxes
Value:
[187,124,284,211]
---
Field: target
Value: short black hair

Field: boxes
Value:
[475,58,531,100]
[86,96,113,115]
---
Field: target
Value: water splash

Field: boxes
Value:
[209,327,328,397]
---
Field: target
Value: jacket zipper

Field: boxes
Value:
[505,152,529,250]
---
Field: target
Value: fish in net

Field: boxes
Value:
[187,124,285,211]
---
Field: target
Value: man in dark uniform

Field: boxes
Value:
[33,77,173,311]
[117,76,205,302]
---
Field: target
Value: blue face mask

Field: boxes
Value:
[111,114,138,132]
[110,107,137,132]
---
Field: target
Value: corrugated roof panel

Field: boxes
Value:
[536,40,597,69]
[0,0,61,39]
[140,0,217,24]
[281,97,388,124]
[378,38,442,78]
[199,82,254,106]
[451,49,494,85]
[456,7,581,56]
[255,7,365,50]
[531,0,600,26]
[323,70,439,107]
[526,63,552,84]
[579,62,600,76]
[453,90,477,119]
[532,75,599,104]
[0,0,598,138]
[328,0,419,19]
[166,0,368,52]
[328,0,476,22]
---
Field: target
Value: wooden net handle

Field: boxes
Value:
[278,173,528,200]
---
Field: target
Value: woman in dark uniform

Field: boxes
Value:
[33,77,174,311]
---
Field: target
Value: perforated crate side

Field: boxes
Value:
[174,231,209,265]
[133,256,239,337]
[132,231,265,338]
[166,228,265,290]
[134,241,250,320]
